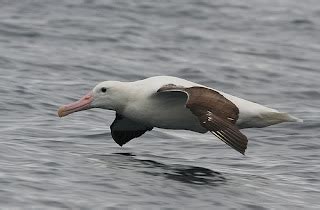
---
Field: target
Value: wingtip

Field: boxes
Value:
[237,147,246,155]
[289,114,303,123]
[297,118,304,123]
[280,113,303,123]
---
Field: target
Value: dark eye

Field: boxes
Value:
[101,87,107,93]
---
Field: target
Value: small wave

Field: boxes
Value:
[291,19,314,25]
[0,22,41,38]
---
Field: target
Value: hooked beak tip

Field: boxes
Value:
[57,106,66,117]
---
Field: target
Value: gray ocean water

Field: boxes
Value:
[1,0,319,209]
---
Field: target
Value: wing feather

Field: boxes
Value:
[110,113,153,146]
[157,85,248,154]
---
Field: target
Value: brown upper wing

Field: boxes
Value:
[157,85,248,154]
[185,87,239,124]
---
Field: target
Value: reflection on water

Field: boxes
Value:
[95,153,226,186]
[164,166,225,186]
[140,159,226,186]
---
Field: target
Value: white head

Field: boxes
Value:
[58,81,127,117]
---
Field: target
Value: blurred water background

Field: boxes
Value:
[0,0,319,209]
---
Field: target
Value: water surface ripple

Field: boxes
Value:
[0,0,319,209]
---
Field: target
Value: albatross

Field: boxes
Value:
[58,76,302,154]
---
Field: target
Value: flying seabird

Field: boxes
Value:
[58,76,302,154]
